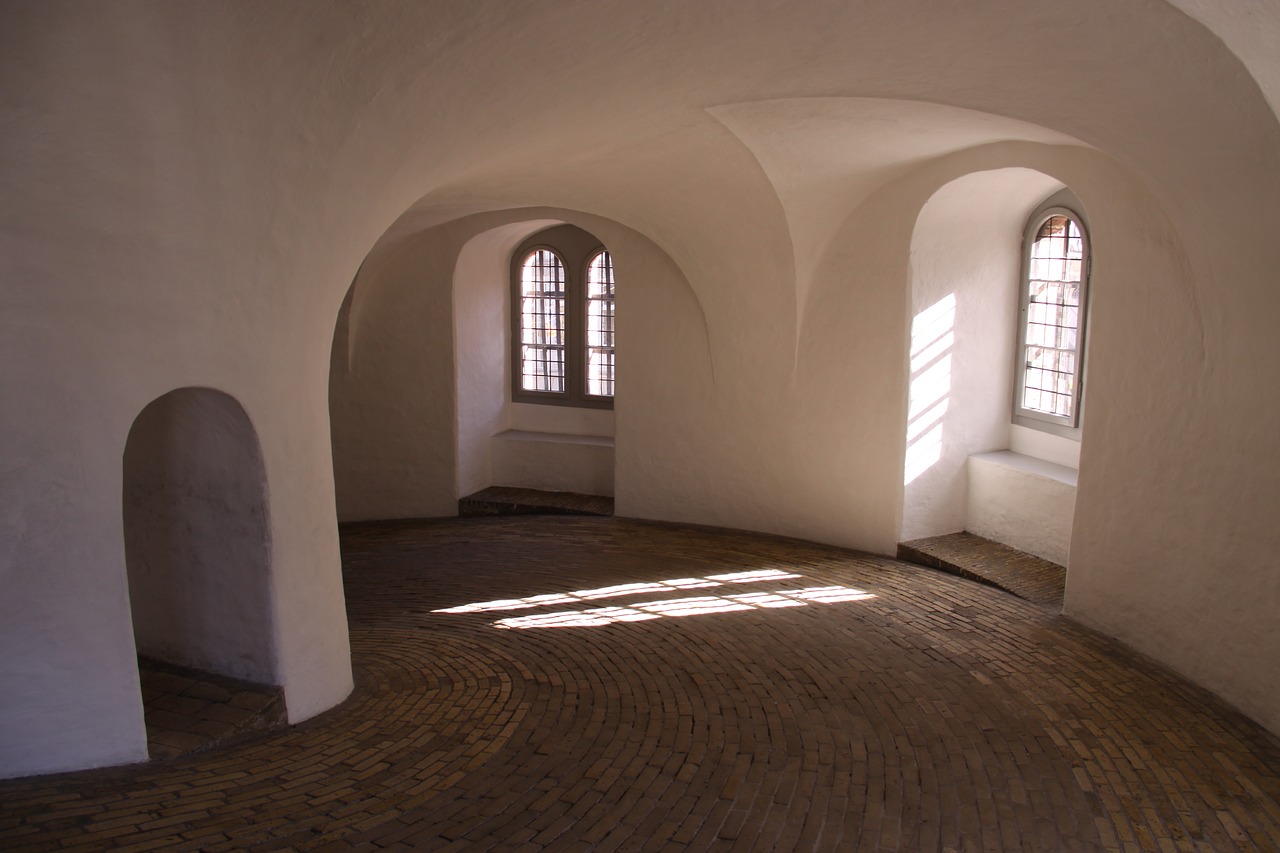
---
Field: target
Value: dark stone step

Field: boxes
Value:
[897,532,1065,609]
[459,486,614,518]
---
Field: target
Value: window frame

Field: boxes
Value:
[1012,200,1091,438]
[510,226,615,410]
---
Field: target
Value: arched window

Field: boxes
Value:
[1014,204,1090,433]
[511,225,615,408]
[585,250,616,398]
[518,249,567,393]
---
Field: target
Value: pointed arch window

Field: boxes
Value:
[1014,205,1089,433]
[511,225,615,408]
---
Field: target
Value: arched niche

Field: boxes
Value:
[455,220,617,500]
[122,387,276,685]
[901,167,1072,544]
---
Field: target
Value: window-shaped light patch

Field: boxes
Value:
[432,568,877,632]
[520,249,566,393]
[489,585,876,630]
[434,569,800,614]
[905,293,956,485]
[785,586,876,604]
[725,592,807,609]
[585,250,615,397]
[705,569,800,583]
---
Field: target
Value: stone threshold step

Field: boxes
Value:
[897,531,1066,609]
[459,486,614,518]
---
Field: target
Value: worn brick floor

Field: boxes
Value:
[3,516,1279,851]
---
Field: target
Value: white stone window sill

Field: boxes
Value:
[970,450,1078,488]
[493,430,615,448]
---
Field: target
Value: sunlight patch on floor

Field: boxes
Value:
[433,568,804,615]
[432,569,875,630]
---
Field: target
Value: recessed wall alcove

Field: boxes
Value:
[122,388,276,687]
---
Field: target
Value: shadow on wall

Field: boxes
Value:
[122,388,276,687]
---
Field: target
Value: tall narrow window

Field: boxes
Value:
[1015,206,1089,432]
[510,225,615,409]
[585,250,616,398]
[519,249,566,393]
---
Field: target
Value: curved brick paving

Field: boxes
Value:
[3,517,1279,851]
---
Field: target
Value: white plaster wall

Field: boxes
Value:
[491,433,615,496]
[510,404,614,438]
[901,169,1064,541]
[1167,0,1280,121]
[123,389,275,685]
[1010,425,1080,470]
[1,2,366,777]
[329,232,460,522]
[453,223,551,499]
[967,452,1077,566]
[3,0,1280,777]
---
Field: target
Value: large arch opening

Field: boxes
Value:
[329,216,619,522]
[123,387,282,756]
[327,202,709,526]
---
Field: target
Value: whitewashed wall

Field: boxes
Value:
[3,1,1279,778]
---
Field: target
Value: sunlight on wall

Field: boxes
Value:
[904,294,956,485]
[433,568,876,630]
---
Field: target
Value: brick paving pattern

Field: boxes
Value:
[138,658,287,760]
[898,532,1067,609]
[3,516,1278,851]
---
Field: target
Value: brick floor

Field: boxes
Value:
[3,516,1278,851]
[897,531,1067,608]
[138,658,287,760]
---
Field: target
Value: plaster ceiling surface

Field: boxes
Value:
[6,2,1275,303]
[304,1,1268,195]
[708,98,1085,305]
[708,99,1081,193]
[1164,0,1280,122]
[309,0,1280,383]
[319,0,1278,330]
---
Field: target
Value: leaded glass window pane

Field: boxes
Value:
[585,251,615,398]
[1021,215,1084,420]
[520,249,566,393]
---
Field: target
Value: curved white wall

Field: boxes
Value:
[3,0,1280,776]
